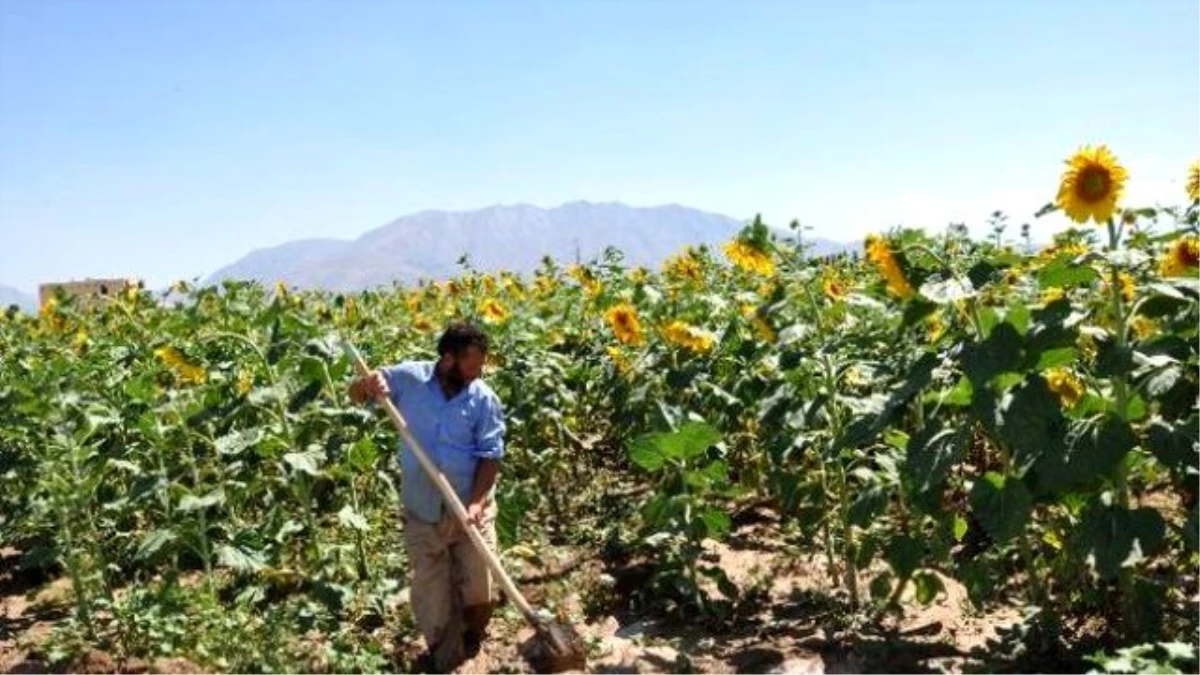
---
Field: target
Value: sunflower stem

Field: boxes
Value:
[1105,217,1138,636]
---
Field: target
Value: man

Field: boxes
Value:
[348,322,506,672]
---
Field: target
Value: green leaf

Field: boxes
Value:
[912,570,944,605]
[630,422,721,470]
[962,322,1023,388]
[1142,363,1182,399]
[870,572,893,601]
[215,428,262,456]
[968,261,1002,289]
[1035,347,1078,370]
[136,529,177,561]
[1145,417,1199,482]
[661,421,721,461]
[904,423,971,495]
[217,544,266,573]
[629,434,667,472]
[1006,303,1032,335]
[248,383,288,406]
[699,508,732,538]
[919,278,975,304]
[1074,500,1167,579]
[178,489,225,513]
[834,352,939,451]
[337,505,370,531]
[106,459,142,475]
[347,436,380,472]
[925,376,973,407]
[1185,506,1198,553]
[885,535,923,579]
[283,447,326,476]
[997,374,1067,475]
[122,377,158,403]
[1032,414,1133,493]
[849,486,890,527]
[701,460,729,486]
[952,515,968,542]
[287,380,324,413]
[1037,260,1098,288]
[968,472,1032,544]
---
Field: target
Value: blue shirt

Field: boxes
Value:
[380,360,506,524]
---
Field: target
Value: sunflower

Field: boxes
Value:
[72,330,90,354]
[662,320,716,354]
[154,345,207,385]
[1130,315,1158,341]
[822,273,847,300]
[1041,287,1066,305]
[1037,241,1089,262]
[927,314,946,343]
[534,274,557,297]
[1101,271,1136,303]
[864,234,914,299]
[664,248,704,284]
[567,264,602,296]
[479,298,509,325]
[722,240,775,277]
[1159,235,1199,277]
[605,346,632,375]
[1188,161,1199,203]
[752,315,776,344]
[38,297,66,333]
[1045,368,1084,408]
[236,370,254,396]
[605,303,643,345]
[1055,145,1128,225]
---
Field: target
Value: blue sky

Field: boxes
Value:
[2,0,1197,293]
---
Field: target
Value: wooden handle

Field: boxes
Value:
[343,342,540,623]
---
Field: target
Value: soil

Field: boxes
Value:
[2,512,1034,675]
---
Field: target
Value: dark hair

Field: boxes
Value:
[437,322,489,357]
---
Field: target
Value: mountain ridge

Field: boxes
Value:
[205,200,854,291]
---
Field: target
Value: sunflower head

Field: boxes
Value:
[1187,161,1199,203]
[723,240,775,277]
[1055,144,1128,225]
[864,234,914,299]
[1159,235,1200,277]
[605,303,643,345]
[663,320,715,353]
[1045,368,1085,408]
[822,273,847,300]
[479,298,509,325]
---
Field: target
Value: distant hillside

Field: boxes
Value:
[205,201,853,291]
[0,285,37,313]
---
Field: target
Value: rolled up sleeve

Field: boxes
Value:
[473,394,506,460]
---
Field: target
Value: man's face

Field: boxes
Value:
[442,346,486,387]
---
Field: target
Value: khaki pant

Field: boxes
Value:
[403,501,498,672]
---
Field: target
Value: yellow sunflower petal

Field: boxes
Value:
[1055,145,1128,225]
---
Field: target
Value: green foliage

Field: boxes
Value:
[1,199,1196,667]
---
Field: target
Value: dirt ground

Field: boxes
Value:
[3,513,1030,675]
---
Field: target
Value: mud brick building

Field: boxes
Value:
[38,277,143,309]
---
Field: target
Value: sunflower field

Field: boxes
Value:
[1,149,1197,673]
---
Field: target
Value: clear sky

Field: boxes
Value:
[1,0,1197,293]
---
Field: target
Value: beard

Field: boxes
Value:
[441,360,468,391]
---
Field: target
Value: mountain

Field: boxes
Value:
[205,201,854,291]
[0,284,38,314]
